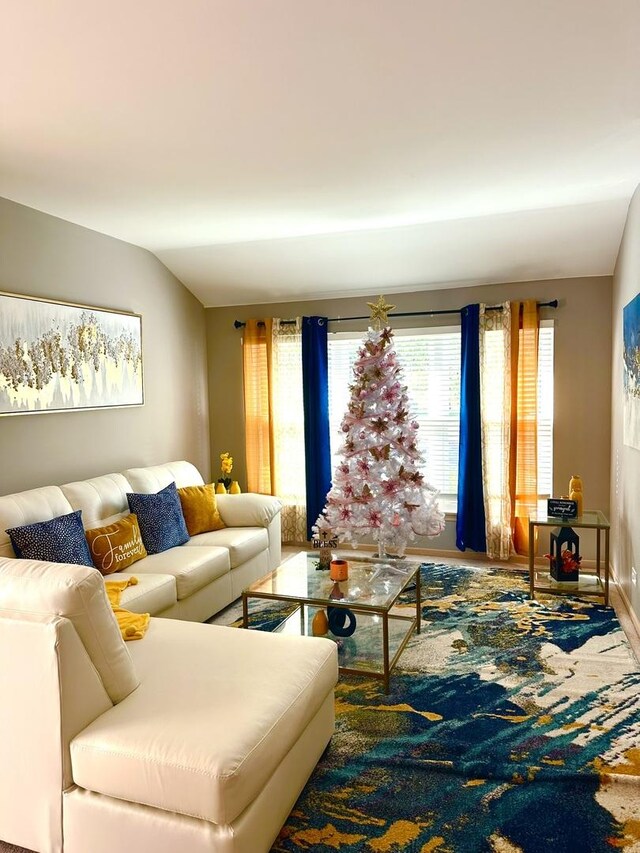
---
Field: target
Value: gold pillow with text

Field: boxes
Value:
[85,513,148,575]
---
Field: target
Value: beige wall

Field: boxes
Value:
[206,276,612,553]
[611,184,640,622]
[0,197,210,494]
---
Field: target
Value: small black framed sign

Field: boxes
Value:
[547,498,578,519]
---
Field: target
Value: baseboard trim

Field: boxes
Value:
[335,542,530,568]
[610,565,640,638]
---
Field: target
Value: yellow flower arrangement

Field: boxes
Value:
[218,452,233,489]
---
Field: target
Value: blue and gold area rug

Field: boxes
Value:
[219,563,640,852]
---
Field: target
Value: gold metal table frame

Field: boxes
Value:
[242,552,422,693]
[528,510,610,605]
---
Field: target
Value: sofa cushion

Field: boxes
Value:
[126,546,230,599]
[61,473,133,529]
[0,557,139,704]
[122,461,205,493]
[70,618,337,825]
[85,514,147,575]
[114,572,177,615]
[6,510,93,567]
[189,527,268,569]
[0,486,74,559]
[177,484,226,535]
[127,483,189,555]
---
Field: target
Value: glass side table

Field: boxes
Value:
[528,510,610,605]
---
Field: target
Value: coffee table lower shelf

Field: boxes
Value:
[274,605,416,693]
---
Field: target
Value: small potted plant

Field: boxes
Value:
[216,452,236,494]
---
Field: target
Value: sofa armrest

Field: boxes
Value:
[215,493,282,529]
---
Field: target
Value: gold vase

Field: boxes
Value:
[215,482,227,494]
[312,609,329,636]
[569,474,583,516]
[229,481,241,494]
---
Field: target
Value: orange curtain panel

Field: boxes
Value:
[242,319,275,495]
[510,300,540,555]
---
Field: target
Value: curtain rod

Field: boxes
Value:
[233,299,558,329]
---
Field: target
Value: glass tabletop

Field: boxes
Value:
[528,509,609,528]
[245,551,418,611]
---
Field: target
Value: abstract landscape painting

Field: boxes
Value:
[0,292,143,415]
[623,291,640,449]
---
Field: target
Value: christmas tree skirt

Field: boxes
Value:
[212,563,640,852]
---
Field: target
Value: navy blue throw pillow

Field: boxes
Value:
[7,510,93,566]
[126,482,189,554]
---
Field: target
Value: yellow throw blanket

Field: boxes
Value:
[104,577,150,641]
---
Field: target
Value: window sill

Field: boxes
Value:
[439,497,457,516]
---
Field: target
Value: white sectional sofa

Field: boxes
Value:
[0,463,339,852]
[0,460,283,622]
[0,560,338,853]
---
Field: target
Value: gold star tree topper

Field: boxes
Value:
[367,295,396,329]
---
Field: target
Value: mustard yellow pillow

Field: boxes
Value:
[85,513,148,575]
[178,484,226,536]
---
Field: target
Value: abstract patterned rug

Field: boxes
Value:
[216,562,640,852]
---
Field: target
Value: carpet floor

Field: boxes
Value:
[222,562,640,852]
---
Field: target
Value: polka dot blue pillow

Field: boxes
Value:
[7,509,93,566]
[126,481,189,554]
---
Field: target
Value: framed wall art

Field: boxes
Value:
[623,290,640,449]
[0,291,143,416]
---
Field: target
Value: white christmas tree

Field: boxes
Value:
[315,297,444,556]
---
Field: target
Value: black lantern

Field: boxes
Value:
[549,526,580,582]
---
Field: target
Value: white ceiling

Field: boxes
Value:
[1,0,639,307]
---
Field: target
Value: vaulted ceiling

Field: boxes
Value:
[2,1,639,306]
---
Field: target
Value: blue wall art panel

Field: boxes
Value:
[623,290,640,449]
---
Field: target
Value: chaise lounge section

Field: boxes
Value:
[0,559,338,853]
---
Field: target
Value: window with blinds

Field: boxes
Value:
[328,328,461,504]
[327,322,554,511]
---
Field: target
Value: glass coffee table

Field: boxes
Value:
[242,551,421,692]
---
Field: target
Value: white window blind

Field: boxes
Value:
[328,328,461,503]
[328,321,554,510]
[537,322,554,508]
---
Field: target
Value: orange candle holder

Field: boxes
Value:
[329,559,349,582]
